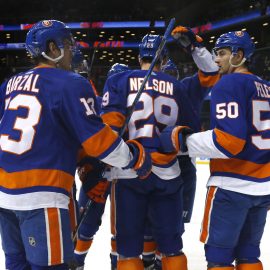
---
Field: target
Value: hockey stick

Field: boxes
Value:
[88,48,97,77]
[73,18,175,242]
[119,17,175,137]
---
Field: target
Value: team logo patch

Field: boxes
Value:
[42,20,53,27]
[28,236,36,247]
[235,31,244,37]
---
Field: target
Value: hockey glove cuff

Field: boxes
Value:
[171,26,203,53]
[159,126,193,153]
[123,139,152,179]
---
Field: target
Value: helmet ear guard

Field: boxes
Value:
[25,20,74,62]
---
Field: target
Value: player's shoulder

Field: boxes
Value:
[105,69,138,88]
[219,72,257,84]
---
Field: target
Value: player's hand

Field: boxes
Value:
[77,157,109,203]
[159,126,193,153]
[123,139,152,180]
[171,26,203,52]
[86,180,110,203]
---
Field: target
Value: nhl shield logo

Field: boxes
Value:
[28,236,36,247]
[42,20,53,27]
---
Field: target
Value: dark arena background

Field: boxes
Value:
[0,0,269,127]
[0,0,270,269]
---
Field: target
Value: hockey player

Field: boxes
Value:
[145,27,220,270]
[0,20,151,270]
[100,33,205,270]
[160,31,270,270]
[73,63,130,270]
[169,25,221,225]
[161,59,180,79]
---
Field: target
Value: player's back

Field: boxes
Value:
[0,66,94,210]
[209,72,270,195]
[102,69,195,180]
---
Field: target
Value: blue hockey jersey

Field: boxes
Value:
[0,66,133,210]
[187,72,270,195]
[101,69,214,179]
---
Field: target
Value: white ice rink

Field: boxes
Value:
[1,163,270,269]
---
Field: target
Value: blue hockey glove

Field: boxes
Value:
[159,126,193,153]
[123,139,152,179]
[171,26,203,53]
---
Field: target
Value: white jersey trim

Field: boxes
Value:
[101,139,132,168]
[208,176,270,196]
[187,130,228,159]
[0,192,70,210]
[191,47,219,73]
[108,160,180,180]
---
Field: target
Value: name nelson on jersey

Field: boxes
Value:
[129,77,173,95]
[5,73,40,95]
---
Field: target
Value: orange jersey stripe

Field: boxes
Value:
[89,80,98,96]
[111,238,117,253]
[210,158,270,179]
[75,239,93,253]
[77,148,87,163]
[82,124,118,157]
[198,70,220,88]
[151,151,177,165]
[47,208,62,265]
[0,168,73,192]
[200,186,217,243]
[214,128,246,155]
[101,111,126,128]
[143,241,157,253]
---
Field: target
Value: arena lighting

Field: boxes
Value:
[263,22,268,26]
[0,21,166,31]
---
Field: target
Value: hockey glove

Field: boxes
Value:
[123,139,152,179]
[171,26,203,53]
[159,126,193,153]
[86,179,110,204]
[77,157,109,203]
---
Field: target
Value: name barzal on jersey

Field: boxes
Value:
[129,77,173,95]
[5,73,40,95]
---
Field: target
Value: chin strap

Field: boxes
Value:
[41,48,64,63]
[229,53,246,68]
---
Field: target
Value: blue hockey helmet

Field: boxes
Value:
[72,47,89,77]
[214,31,255,60]
[25,20,74,62]
[139,34,168,59]
[161,59,179,79]
[107,63,130,77]
[72,47,84,68]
